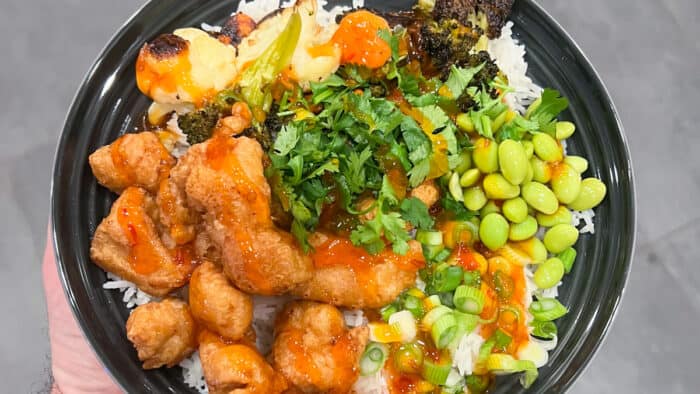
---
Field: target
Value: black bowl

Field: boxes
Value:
[51,0,635,392]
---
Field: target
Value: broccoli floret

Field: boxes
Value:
[178,105,222,145]
[242,103,288,150]
[432,0,513,39]
[421,18,481,72]
[463,50,500,90]
[456,90,476,112]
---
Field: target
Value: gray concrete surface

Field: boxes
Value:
[0,0,697,392]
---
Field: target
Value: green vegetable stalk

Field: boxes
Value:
[239,12,302,118]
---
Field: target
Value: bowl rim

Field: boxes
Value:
[50,0,636,392]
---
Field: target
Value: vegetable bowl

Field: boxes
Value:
[51,0,635,392]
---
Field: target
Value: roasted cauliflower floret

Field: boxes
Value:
[136,29,238,106]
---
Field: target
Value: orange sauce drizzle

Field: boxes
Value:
[110,135,134,186]
[311,235,425,300]
[204,136,272,292]
[116,188,163,275]
[135,45,211,106]
[330,10,391,69]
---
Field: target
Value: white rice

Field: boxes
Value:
[165,114,191,158]
[452,331,485,376]
[352,371,390,394]
[488,21,542,113]
[572,209,596,234]
[102,273,153,309]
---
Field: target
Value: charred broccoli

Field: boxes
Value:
[178,105,222,145]
[421,18,482,71]
[242,103,289,150]
[431,0,513,39]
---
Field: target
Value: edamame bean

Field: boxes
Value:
[460,168,481,187]
[525,97,542,119]
[555,121,576,140]
[543,224,579,253]
[536,206,572,227]
[530,156,552,183]
[509,215,538,241]
[503,197,528,223]
[568,178,607,211]
[483,174,520,200]
[564,156,588,174]
[480,200,501,217]
[522,141,535,159]
[463,186,488,211]
[532,133,563,162]
[498,140,528,185]
[449,172,464,202]
[521,182,558,214]
[456,113,475,133]
[515,237,548,263]
[523,161,534,184]
[455,152,472,174]
[534,257,565,288]
[473,138,499,174]
[551,163,582,204]
[479,213,510,251]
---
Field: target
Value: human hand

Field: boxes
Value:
[43,230,123,393]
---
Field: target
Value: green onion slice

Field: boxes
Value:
[557,247,577,274]
[431,264,464,292]
[403,294,425,318]
[529,298,568,322]
[422,305,452,331]
[422,359,452,385]
[431,313,458,349]
[454,285,485,315]
[486,354,539,388]
[416,230,444,246]
[380,304,398,322]
[359,342,389,376]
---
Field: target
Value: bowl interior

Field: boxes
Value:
[52,0,635,392]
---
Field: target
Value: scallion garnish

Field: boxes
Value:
[422,359,452,385]
[359,342,389,376]
[454,285,485,314]
[529,298,568,321]
[558,247,577,274]
[431,313,458,349]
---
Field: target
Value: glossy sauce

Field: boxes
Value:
[204,136,272,292]
[387,89,449,179]
[331,10,391,69]
[157,179,194,245]
[110,135,134,186]
[311,235,425,300]
[116,188,164,275]
[136,45,210,106]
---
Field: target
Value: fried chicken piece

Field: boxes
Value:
[189,261,253,341]
[88,132,175,194]
[90,187,195,296]
[409,179,441,208]
[292,234,425,309]
[199,330,288,394]
[125,298,197,369]
[157,175,198,247]
[170,136,313,295]
[273,301,369,393]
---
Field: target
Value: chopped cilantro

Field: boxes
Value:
[400,197,435,230]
